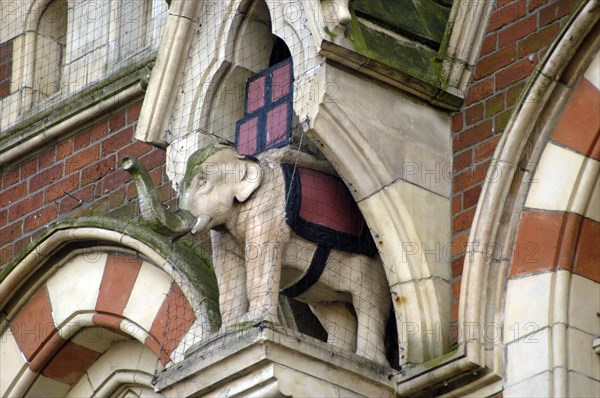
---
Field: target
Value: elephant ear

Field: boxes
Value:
[235,160,262,202]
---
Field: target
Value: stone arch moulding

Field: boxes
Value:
[310,99,451,369]
[0,217,218,397]
[133,0,200,146]
[460,0,598,396]
[441,0,497,97]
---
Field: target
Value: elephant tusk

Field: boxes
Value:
[191,216,212,234]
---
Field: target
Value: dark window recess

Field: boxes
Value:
[235,58,294,156]
[269,37,291,66]
[0,39,13,99]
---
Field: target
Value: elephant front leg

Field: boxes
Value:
[211,231,248,328]
[241,239,285,324]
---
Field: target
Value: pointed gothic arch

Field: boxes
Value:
[460,1,599,396]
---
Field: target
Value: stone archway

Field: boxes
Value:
[460,1,599,396]
[0,218,218,397]
[502,49,599,397]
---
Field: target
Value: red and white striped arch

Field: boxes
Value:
[503,52,599,395]
[0,228,209,397]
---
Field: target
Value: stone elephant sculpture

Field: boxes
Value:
[123,143,390,364]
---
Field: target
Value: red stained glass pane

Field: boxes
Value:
[298,168,364,236]
[266,102,289,146]
[272,63,291,102]
[247,76,265,113]
[237,117,258,155]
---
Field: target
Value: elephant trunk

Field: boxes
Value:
[122,156,196,237]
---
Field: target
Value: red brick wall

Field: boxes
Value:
[0,100,177,268]
[450,0,578,324]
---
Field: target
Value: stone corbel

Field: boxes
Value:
[320,0,351,37]
[134,0,199,146]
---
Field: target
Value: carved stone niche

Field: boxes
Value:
[154,325,396,398]
[134,0,455,394]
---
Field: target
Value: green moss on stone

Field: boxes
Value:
[0,216,221,329]
[347,9,443,88]
[351,0,451,49]
[179,142,234,193]
[422,348,459,369]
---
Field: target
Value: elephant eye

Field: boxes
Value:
[197,178,206,187]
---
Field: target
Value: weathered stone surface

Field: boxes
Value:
[317,66,451,201]
[351,0,451,48]
[156,325,396,397]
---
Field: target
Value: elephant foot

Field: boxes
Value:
[356,345,389,366]
[219,322,256,334]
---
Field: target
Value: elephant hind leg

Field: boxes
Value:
[342,254,390,365]
[310,302,357,352]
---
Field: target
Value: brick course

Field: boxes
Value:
[0,100,177,268]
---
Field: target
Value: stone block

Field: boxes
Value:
[70,326,129,354]
[503,271,554,344]
[504,371,551,398]
[122,261,172,331]
[567,327,600,381]
[390,277,451,362]
[156,325,396,397]
[569,371,600,397]
[322,66,451,200]
[0,91,19,129]
[569,274,600,335]
[66,3,110,64]
[506,327,550,386]
[117,0,148,57]
[0,3,27,42]
[85,45,109,86]
[8,34,24,88]
[65,374,94,397]
[24,375,70,398]
[585,178,600,222]
[584,53,600,90]
[526,142,596,213]
[359,179,451,282]
[0,329,28,397]
[85,341,159,391]
[46,253,106,327]
[63,45,108,93]
[34,34,64,96]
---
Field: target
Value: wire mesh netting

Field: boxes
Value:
[159,0,398,372]
[0,0,167,132]
[1,0,399,378]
